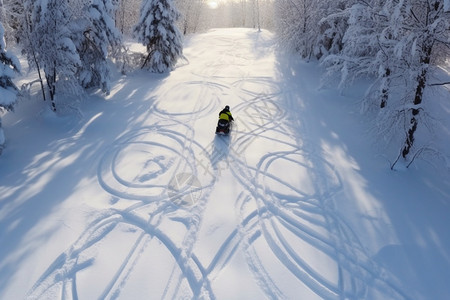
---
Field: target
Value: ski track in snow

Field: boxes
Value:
[26,30,411,300]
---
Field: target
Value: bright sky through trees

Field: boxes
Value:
[207,1,219,9]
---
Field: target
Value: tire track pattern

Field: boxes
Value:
[27,36,410,299]
[27,114,220,299]
[227,84,410,299]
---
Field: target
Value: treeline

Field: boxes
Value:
[1,0,449,168]
[0,0,275,153]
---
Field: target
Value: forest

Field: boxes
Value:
[0,0,449,168]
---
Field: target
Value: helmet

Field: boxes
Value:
[225,105,230,110]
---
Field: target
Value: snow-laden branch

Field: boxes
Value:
[429,81,450,86]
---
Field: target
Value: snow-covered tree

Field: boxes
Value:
[253,0,261,31]
[395,0,450,160]
[25,0,81,111]
[115,0,141,34]
[212,0,266,30]
[315,1,355,59]
[323,0,450,166]
[74,0,122,94]
[133,0,183,72]
[275,0,340,59]
[0,21,20,153]
[0,0,25,44]
[257,0,275,30]
[323,2,386,88]
[175,0,206,34]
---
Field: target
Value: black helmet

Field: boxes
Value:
[225,105,230,110]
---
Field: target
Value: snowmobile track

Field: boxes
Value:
[26,30,411,300]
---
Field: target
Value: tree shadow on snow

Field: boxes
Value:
[272,50,450,299]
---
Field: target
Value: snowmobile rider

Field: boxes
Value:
[219,105,234,123]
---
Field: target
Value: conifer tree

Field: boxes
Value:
[133,0,183,72]
[0,21,20,153]
[75,0,122,94]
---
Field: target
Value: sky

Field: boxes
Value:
[207,1,219,9]
[0,28,449,299]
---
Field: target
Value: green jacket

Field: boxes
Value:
[219,109,233,122]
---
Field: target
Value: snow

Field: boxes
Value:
[0,88,17,109]
[1,28,450,299]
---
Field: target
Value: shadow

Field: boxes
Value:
[0,116,107,295]
[271,49,450,299]
[245,29,276,60]
[0,70,168,297]
[210,134,231,173]
[373,243,450,299]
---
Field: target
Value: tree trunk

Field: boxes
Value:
[25,14,46,102]
[380,68,390,108]
[400,1,443,160]
[46,68,57,112]
[401,42,432,158]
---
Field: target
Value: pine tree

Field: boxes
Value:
[75,0,122,94]
[133,0,183,72]
[0,21,20,153]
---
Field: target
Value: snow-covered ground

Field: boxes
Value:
[1,28,450,299]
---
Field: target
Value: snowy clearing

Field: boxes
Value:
[1,28,449,299]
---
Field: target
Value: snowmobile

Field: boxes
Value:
[215,119,232,135]
[215,105,234,135]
